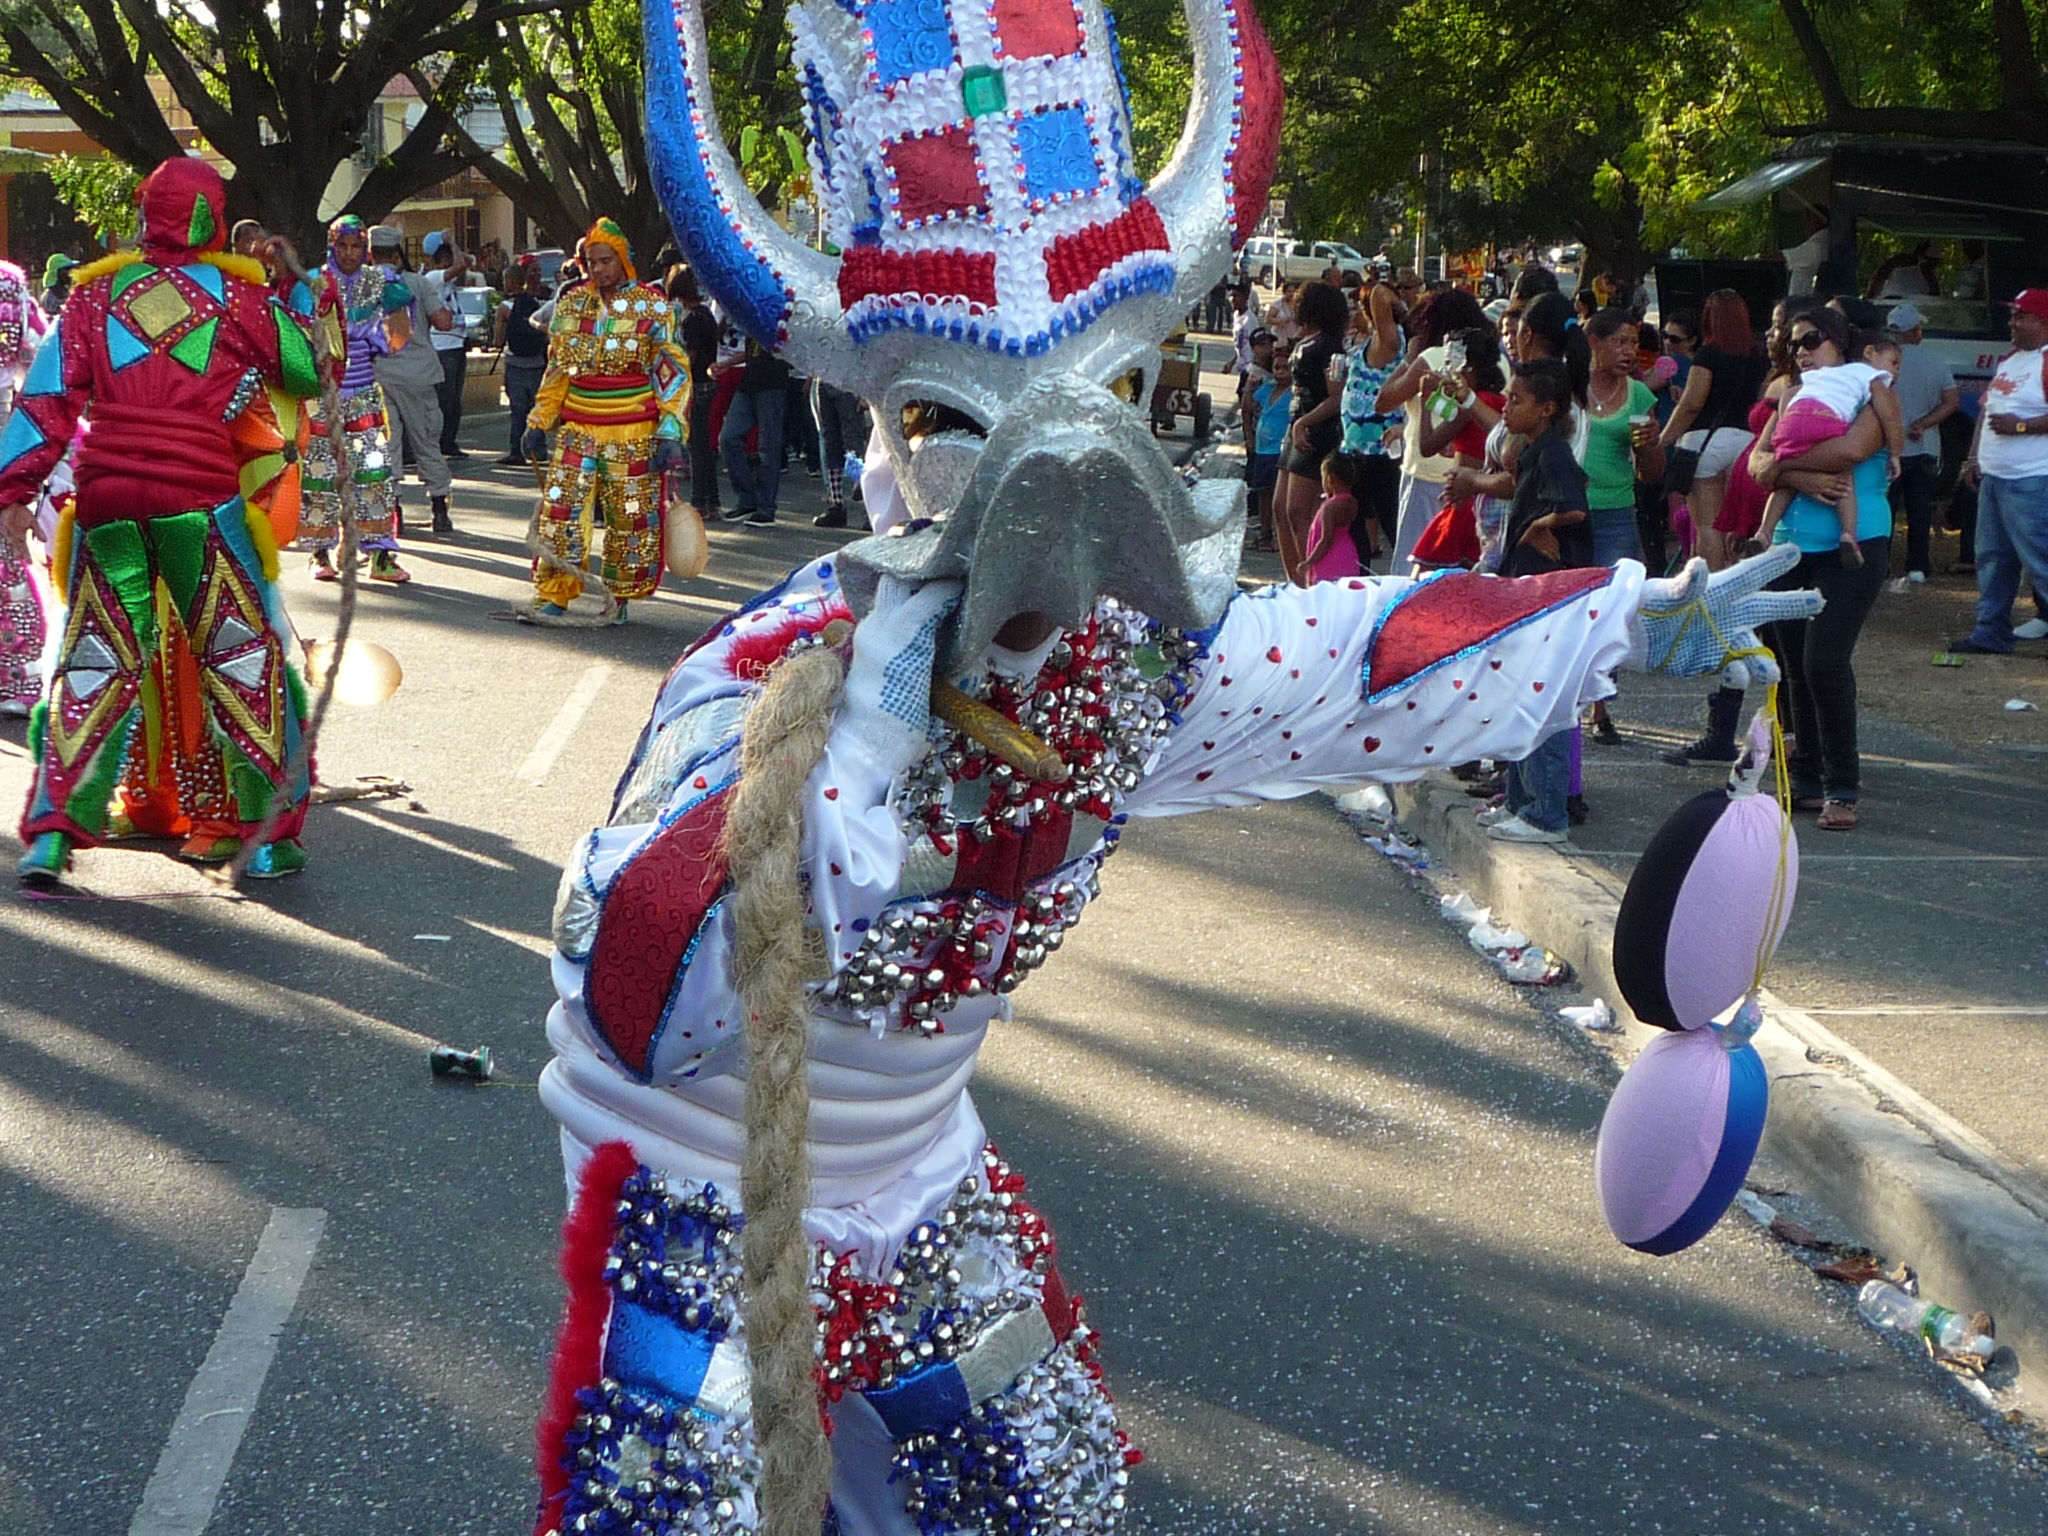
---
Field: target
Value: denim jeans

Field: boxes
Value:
[1504,728,1572,832]
[813,381,866,511]
[721,387,786,514]
[1589,504,1643,568]
[1967,474,2048,650]
[1892,454,1939,576]
[1764,538,1888,802]
[505,360,544,457]
[688,377,719,511]
[435,346,466,455]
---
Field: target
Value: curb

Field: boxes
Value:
[1392,773,2048,1409]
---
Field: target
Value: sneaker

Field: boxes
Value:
[369,552,412,584]
[1589,717,1623,746]
[2015,617,2048,641]
[1661,736,1739,766]
[309,550,338,582]
[722,506,755,523]
[1485,815,1567,844]
[1907,570,1927,585]
[744,509,776,526]
[814,509,848,528]
[16,831,71,886]
[1947,635,2013,655]
[1476,805,1517,827]
[445,448,470,461]
[245,838,308,878]
[431,496,454,536]
[494,454,527,467]
[1567,793,1589,826]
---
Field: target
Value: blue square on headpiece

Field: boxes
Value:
[868,0,957,86]
[1016,105,1101,203]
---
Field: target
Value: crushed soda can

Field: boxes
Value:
[430,1044,494,1081]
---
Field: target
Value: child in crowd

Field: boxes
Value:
[1295,450,1368,586]
[1484,358,1593,845]
[1410,325,1508,571]
[1244,329,1291,551]
[1751,331,1904,567]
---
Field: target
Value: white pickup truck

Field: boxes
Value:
[1238,237,1370,288]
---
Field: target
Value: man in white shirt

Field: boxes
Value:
[1955,289,2048,652]
[422,230,471,460]
[369,225,456,535]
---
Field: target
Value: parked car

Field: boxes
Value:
[523,247,569,290]
[452,286,494,349]
[1237,237,1370,287]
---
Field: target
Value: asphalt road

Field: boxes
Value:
[2,432,2044,1534]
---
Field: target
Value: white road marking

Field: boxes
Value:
[517,662,613,785]
[129,1207,327,1536]
[330,805,517,871]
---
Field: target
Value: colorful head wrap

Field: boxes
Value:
[580,219,636,283]
[327,214,368,248]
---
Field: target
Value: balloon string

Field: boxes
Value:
[1682,590,1796,1006]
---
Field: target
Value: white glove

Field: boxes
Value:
[1630,545,1823,689]
[839,576,962,767]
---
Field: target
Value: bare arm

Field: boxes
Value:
[1872,380,1906,463]
[1659,360,1713,449]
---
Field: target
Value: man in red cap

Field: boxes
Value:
[0,156,324,884]
[1955,288,2048,653]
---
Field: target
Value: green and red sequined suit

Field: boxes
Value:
[0,161,322,850]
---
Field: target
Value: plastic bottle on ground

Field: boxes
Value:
[1855,1280,1994,1359]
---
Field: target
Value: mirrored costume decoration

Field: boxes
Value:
[0,158,323,882]
[530,0,1815,1532]
[299,217,407,560]
[0,258,51,715]
[527,220,690,611]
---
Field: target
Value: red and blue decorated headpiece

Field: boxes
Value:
[646,0,1281,665]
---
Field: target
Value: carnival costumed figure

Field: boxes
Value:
[527,3,1824,1534]
[0,257,52,715]
[0,157,323,885]
[300,214,412,585]
[520,219,691,622]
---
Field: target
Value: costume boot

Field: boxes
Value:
[1662,686,1742,765]
[431,495,453,535]
[17,831,72,886]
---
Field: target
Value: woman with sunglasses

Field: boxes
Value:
[1740,304,1893,831]
[1658,289,1767,571]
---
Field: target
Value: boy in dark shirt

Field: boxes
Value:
[1487,359,1592,842]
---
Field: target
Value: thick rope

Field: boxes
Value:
[722,641,847,1536]
[220,255,357,888]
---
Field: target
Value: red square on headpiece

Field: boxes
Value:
[993,0,1081,61]
[885,125,988,223]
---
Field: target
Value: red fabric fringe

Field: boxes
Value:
[532,1139,642,1535]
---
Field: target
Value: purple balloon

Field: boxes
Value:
[1595,1028,1769,1255]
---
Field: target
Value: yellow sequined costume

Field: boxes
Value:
[528,282,689,606]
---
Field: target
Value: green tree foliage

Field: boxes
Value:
[1099,0,2047,277]
[438,0,814,266]
[45,152,139,247]
[0,0,544,249]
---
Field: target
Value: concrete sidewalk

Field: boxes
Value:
[1387,668,2048,1408]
